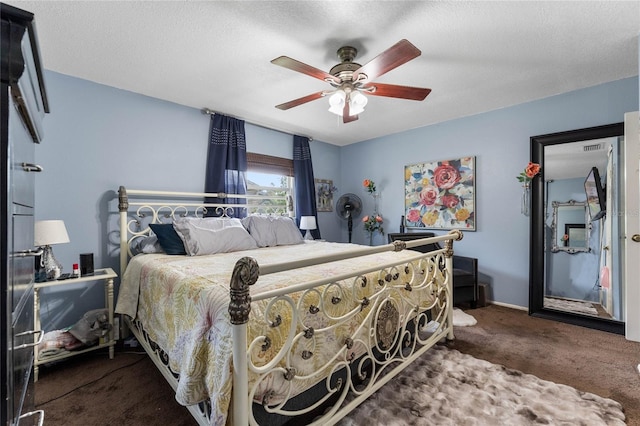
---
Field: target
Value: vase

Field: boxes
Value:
[521,183,531,216]
[371,192,380,214]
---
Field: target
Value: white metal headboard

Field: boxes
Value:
[117,186,294,274]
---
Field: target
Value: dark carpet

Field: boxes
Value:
[35,305,640,425]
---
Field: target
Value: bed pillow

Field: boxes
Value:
[273,217,306,245]
[174,216,243,231]
[241,215,304,247]
[173,217,257,256]
[148,223,186,255]
[130,232,164,255]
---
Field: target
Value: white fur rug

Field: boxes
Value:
[340,345,625,426]
[453,308,477,327]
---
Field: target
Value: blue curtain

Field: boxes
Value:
[204,114,247,217]
[293,135,321,239]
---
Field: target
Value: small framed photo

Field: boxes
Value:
[315,179,336,212]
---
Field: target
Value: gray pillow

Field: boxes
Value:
[173,217,257,256]
[131,232,164,255]
[241,215,304,247]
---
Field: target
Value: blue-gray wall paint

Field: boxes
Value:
[35,71,637,331]
[339,77,638,309]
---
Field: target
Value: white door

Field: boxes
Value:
[624,111,640,342]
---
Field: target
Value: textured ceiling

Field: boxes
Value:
[6,1,639,146]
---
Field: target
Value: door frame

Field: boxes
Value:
[624,111,640,341]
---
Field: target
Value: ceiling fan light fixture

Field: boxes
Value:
[349,91,368,115]
[328,90,346,115]
[328,90,368,116]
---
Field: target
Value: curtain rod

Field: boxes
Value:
[200,107,313,142]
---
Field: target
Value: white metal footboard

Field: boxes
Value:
[228,233,460,426]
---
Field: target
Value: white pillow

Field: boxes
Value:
[241,215,304,247]
[174,216,243,231]
[173,217,257,256]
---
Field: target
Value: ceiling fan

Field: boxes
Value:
[271,39,431,123]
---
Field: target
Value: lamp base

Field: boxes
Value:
[304,230,314,241]
[42,245,62,280]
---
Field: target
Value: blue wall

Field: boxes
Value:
[339,77,638,308]
[35,71,638,330]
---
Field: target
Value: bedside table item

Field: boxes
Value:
[33,268,118,381]
[34,220,70,280]
[80,253,94,276]
[300,216,316,240]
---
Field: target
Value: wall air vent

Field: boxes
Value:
[583,143,602,152]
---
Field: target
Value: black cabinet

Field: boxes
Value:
[387,232,478,308]
[1,3,49,425]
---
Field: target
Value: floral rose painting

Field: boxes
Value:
[404,157,475,230]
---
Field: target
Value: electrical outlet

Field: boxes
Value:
[114,316,120,341]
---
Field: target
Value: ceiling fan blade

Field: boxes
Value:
[352,39,421,82]
[364,83,431,101]
[271,56,341,84]
[275,91,325,110]
[343,114,358,123]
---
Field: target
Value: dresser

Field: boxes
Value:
[1,3,50,425]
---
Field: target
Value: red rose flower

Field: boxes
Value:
[406,209,421,223]
[419,186,438,206]
[441,194,460,209]
[525,162,541,179]
[433,164,461,190]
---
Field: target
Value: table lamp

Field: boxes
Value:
[34,220,70,280]
[299,216,317,240]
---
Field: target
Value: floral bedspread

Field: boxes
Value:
[115,241,438,425]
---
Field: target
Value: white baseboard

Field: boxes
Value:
[488,300,528,311]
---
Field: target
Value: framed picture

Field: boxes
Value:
[404,156,476,231]
[315,179,336,212]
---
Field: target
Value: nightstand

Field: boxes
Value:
[33,268,118,381]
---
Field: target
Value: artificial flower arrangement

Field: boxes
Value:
[362,214,384,235]
[363,178,377,194]
[517,162,541,184]
[362,179,383,243]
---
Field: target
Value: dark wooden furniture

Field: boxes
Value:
[1,3,49,424]
[388,232,478,308]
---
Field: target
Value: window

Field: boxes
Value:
[247,153,294,215]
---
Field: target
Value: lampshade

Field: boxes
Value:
[328,90,368,117]
[299,216,317,230]
[349,91,368,115]
[300,216,316,241]
[34,220,70,246]
[328,90,346,115]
